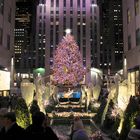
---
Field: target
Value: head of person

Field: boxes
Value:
[32,111,45,126]
[0,108,8,127]
[73,116,84,131]
[42,113,51,128]
[3,112,16,128]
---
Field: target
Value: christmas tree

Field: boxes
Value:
[52,34,85,86]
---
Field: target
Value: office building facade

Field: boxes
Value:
[36,0,100,79]
[99,0,123,75]
[0,0,15,71]
[123,0,140,95]
[0,0,15,95]
[15,0,38,79]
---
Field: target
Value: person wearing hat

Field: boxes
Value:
[70,117,89,140]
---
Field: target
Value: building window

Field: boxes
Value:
[56,0,59,7]
[83,0,86,7]
[63,17,66,29]
[8,8,12,23]
[83,47,86,58]
[128,35,131,50]
[136,28,140,46]
[41,0,45,4]
[7,35,10,50]
[83,25,86,37]
[83,39,86,45]
[0,28,2,45]
[50,24,53,45]
[56,11,59,15]
[78,0,80,8]
[51,11,54,14]
[51,0,54,7]
[127,9,131,23]
[70,0,73,7]
[70,10,73,15]
[64,0,66,7]
[82,11,86,15]
[70,18,73,29]
[44,6,46,13]
[0,0,4,14]
[40,6,42,13]
[135,0,139,15]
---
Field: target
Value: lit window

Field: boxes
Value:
[127,9,131,23]
[136,28,140,46]
[135,0,139,16]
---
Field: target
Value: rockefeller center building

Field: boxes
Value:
[35,0,100,76]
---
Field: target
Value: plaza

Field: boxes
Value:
[0,0,140,140]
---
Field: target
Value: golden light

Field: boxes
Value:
[0,70,10,90]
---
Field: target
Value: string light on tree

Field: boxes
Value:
[65,28,71,34]
[52,34,85,86]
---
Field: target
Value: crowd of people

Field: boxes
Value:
[0,109,59,139]
[1,107,140,140]
[0,108,90,140]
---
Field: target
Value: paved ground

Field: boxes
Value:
[90,120,112,140]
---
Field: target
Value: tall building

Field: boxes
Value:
[0,0,15,70]
[36,0,100,79]
[0,0,15,95]
[123,0,140,95]
[14,0,38,78]
[99,0,123,75]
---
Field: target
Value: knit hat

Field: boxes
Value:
[73,117,84,131]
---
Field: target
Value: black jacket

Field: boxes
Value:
[0,123,25,140]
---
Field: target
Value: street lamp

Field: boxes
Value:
[10,56,14,95]
[123,56,127,79]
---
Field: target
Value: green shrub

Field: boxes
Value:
[15,97,31,128]
[119,96,140,140]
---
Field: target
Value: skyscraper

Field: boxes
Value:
[0,0,15,95]
[99,0,123,75]
[123,0,140,95]
[36,0,100,78]
[0,0,15,70]
[14,0,38,78]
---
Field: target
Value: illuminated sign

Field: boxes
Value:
[0,70,10,90]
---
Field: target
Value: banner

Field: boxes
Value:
[0,70,10,90]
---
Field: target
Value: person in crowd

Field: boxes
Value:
[0,108,8,131]
[25,111,46,137]
[127,115,140,140]
[70,117,89,140]
[25,111,59,139]
[0,111,25,139]
[43,113,59,139]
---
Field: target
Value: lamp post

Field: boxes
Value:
[123,56,127,79]
[10,56,14,95]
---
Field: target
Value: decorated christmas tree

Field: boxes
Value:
[52,34,85,86]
